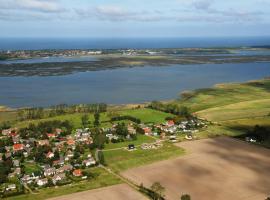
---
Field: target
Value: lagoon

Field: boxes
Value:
[0,62,270,108]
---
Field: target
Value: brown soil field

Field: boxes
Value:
[122,137,270,200]
[47,184,148,200]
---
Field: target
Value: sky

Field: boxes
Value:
[0,0,269,38]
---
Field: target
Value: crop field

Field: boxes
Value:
[47,184,148,200]
[122,137,270,200]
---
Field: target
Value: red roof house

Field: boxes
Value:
[73,169,82,177]
[13,144,24,151]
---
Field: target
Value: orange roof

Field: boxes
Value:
[167,120,175,126]
[67,139,75,145]
[73,169,82,176]
[13,144,24,151]
[143,127,151,133]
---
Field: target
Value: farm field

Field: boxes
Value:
[121,137,270,200]
[47,184,148,200]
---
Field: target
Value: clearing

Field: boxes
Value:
[122,137,270,200]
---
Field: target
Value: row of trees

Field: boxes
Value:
[111,115,141,124]
[148,101,191,117]
[139,182,191,200]
[17,103,107,121]
[19,120,73,139]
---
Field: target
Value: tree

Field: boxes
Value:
[93,129,106,149]
[81,114,90,128]
[94,112,100,127]
[181,194,191,200]
[150,182,165,200]
[97,150,105,165]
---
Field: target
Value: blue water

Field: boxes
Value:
[0,37,270,50]
[0,62,269,108]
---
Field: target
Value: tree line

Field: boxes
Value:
[111,115,141,124]
[148,101,191,117]
[17,103,107,121]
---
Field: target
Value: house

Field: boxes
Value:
[53,158,64,166]
[44,167,56,176]
[6,184,16,191]
[73,169,82,177]
[46,152,54,159]
[21,175,34,184]
[83,158,96,167]
[67,139,75,146]
[143,127,152,136]
[60,164,73,172]
[127,125,136,134]
[13,159,20,167]
[38,140,49,146]
[52,173,66,185]
[55,128,62,135]
[47,133,56,139]
[37,178,48,187]
[13,143,24,152]
[166,120,175,127]
[1,129,12,136]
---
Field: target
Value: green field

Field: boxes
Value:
[104,142,185,172]
[5,168,122,200]
[9,108,173,129]
[176,79,270,112]
[196,99,270,121]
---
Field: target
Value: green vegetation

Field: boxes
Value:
[5,168,122,200]
[118,108,174,124]
[178,79,270,112]
[23,163,41,175]
[104,142,185,172]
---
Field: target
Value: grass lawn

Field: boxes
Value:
[104,135,155,150]
[104,142,185,173]
[118,108,174,124]
[24,162,41,175]
[5,168,122,200]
